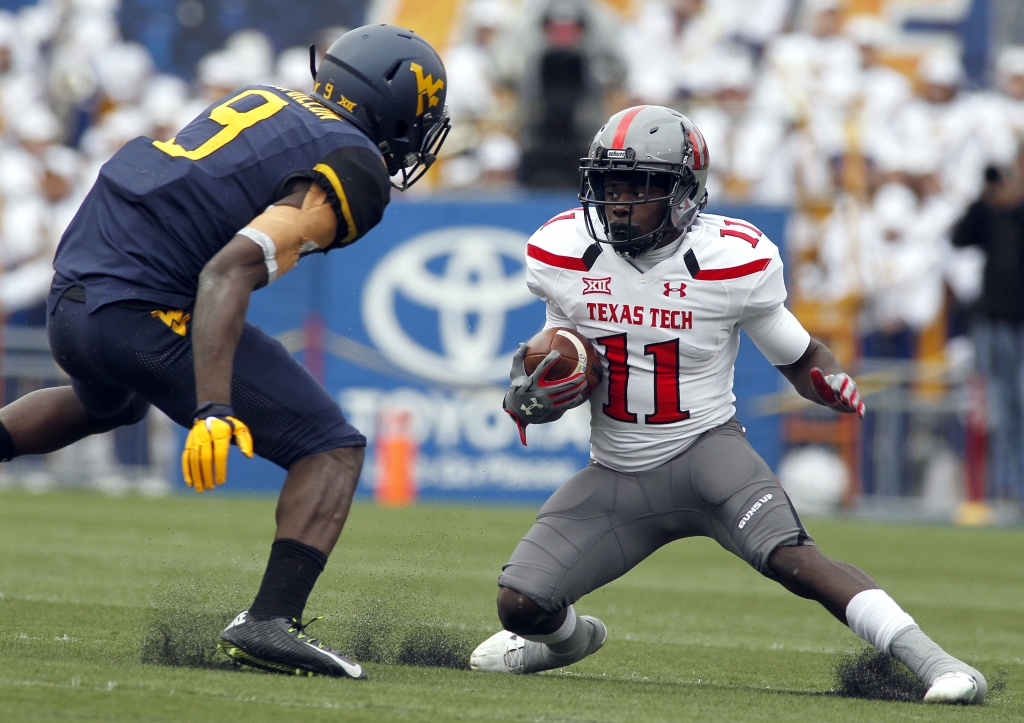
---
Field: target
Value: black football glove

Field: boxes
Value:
[503,342,588,446]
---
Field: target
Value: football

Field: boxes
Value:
[523,327,602,396]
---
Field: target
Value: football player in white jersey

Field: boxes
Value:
[469,106,985,704]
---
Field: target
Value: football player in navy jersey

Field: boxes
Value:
[0,25,449,679]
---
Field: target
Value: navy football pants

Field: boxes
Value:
[48,294,365,470]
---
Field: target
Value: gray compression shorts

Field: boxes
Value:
[498,418,813,613]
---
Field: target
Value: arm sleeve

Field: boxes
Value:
[741,304,811,366]
[285,145,392,250]
[739,250,788,319]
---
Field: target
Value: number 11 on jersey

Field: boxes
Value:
[597,333,690,425]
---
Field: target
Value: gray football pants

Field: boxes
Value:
[498,418,813,613]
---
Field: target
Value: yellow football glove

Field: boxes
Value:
[181,403,254,493]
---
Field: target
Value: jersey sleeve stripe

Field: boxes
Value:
[611,106,648,149]
[313,162,358,244]
[693,257,771,280]
[527,244,589,271]
[540,211,578,229]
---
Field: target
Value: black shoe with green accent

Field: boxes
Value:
[217,610,367,679]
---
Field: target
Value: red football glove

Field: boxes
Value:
[809,368,865,418]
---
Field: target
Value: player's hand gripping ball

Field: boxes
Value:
[503,328,602,446]
[809,368,865,418]
[522,328,603,395]
[182,403,254,493]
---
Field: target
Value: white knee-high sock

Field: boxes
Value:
[845,589,917,655]
[846,589,986,695]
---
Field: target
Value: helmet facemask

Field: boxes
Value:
[579,147,699,259]
[376,105,451,191]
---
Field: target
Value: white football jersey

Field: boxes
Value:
[525,208,802,472]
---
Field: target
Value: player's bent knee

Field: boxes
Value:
[767,543,824,584]
[496,586,550,634]
[295,445,365,498]
[323,444,364,472]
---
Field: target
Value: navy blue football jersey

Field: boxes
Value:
[49,85,391,313]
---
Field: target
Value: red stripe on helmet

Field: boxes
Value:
[689,128,709,170]
[611,106,648,149]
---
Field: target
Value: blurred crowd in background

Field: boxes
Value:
[1,0,1024,508]
[1,0,1022,338]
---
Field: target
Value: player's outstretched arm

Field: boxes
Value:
[775,338,865,417]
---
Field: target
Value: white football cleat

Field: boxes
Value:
[923,672,980,704]
[470,630,528,673]
[469,616,607,674]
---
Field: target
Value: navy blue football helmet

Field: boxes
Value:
[311,24,450,190]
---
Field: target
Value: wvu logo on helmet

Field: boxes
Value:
[410,62,444,117]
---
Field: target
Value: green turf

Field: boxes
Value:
[0,490,1021,722]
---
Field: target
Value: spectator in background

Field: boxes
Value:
[712,0,792,55]
[445,0,505,124]
[276,46,315,92]
[437,0,521,189]
[686,54,795,204]
[889,50,1016,209]
[141,74,191,142]
[0,145,82,319]
[755,0,859,122]
[993,45,1024,144]
[844,14,911,158]
[496,0,624,187]
[952,161,1024,504]
[754,0,859,203]
[860,182,946,337]
[622,0,738,104]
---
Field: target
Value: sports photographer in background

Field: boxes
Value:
[953,157,1024,507]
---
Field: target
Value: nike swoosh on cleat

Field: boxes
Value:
[339,659,364,678]
[308,644,364,678]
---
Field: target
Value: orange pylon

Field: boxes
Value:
[374,407,418,506]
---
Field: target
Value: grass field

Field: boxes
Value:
[1,490,1022,722]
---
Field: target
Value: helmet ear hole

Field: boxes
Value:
[385,61,402,81]
[394,119,408,139]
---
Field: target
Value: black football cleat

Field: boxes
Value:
[217,611,367,679]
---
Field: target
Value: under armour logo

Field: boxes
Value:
[663,282,687,297]
[520,398,543,416]
[583,277,612,295]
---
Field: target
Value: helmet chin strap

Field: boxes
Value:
[606,200,682,260]
[608,222,662,259]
